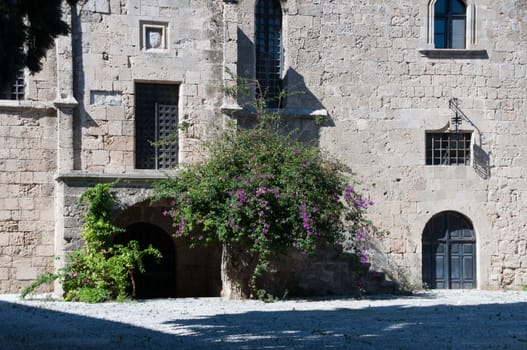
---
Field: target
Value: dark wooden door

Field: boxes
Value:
[422,211,476,289]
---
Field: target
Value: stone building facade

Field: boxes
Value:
[0,0,526,295]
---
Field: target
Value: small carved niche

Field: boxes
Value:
[140,21,168,51]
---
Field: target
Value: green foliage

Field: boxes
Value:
[20,272,58,299]
[21,182,161,302]
[155,118,374,298]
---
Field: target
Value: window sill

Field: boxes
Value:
[56,170,177,183]
[419,49,488,59]
[224,105,329,120]
[0,99,55,110]
[268,108,329,119]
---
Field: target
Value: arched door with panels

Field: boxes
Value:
[422,211,476,289]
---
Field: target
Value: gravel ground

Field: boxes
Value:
[1,290,526,349]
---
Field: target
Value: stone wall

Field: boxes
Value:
[233,0,527,289]
[0,36,58,293]
[0,108,57,293]
[70,0,225,173]
[1,0,526,294]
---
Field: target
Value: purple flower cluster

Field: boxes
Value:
[299,204,319,237]
[229,189,250,207]
[175,217,186,235]
[352,197,374,209]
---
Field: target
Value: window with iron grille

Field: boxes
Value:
[255,0,282,108]
[135,83,179,169]
[426,132,471,165]
[434,0,466,49]
[0,69,25,100]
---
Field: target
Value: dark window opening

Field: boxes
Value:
[426,132,471,166]
[434,0,466,49]
[255,0,283,108]
[0,69,25,100]
[135,83,179,169]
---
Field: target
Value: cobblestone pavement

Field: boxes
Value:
[1,290,526,349]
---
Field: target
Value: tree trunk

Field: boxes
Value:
[220,243,257,299]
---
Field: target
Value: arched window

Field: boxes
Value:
[434,0,467,48]
[255,0,282,108]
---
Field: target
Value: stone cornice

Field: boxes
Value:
[55,171,177,184]
[0,100,56,111]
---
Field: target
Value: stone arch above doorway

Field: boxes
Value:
[114,200,222,298]
[422,211,476,289]
[114,222,177,298]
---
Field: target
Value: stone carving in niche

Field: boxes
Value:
[140,22,168,51]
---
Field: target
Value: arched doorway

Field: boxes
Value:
[114,222,177,298]
[422,211,476,289]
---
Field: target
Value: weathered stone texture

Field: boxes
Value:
[72,0,225,172]
[1,0,526,294]
[0,110,56,293]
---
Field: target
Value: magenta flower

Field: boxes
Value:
[360,254,368,264]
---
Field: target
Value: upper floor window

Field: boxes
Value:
[0,69,25,100]
[135,83,179,170]
[434,0,466,49]
[255,0,283,108]
[426,132,471,166]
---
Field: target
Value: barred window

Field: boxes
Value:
[255,0,282,108]
[426,132,471,165]
[0,69,25,100]
[434,0,466,49]
[135,83,179,169]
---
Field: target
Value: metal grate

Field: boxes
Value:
[135,83,179,169]
[156,104,179,169]
[426,132,471,165]
[255,0,282,108]
[0,69,25,100]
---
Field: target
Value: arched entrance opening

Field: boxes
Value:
[113,222,177,298]
[114,200,222,298]
[422,211,476,289]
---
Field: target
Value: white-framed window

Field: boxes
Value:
[427,0,476,49]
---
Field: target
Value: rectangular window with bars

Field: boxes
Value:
[135,83,179,169]
[426,132,471,165]
[0,69,25,100]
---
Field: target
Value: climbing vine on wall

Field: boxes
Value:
[21,182,161,303]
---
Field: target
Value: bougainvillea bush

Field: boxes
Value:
[155,120,374,299]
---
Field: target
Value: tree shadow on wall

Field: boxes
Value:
[235,28,334,145]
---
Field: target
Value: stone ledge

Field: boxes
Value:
[270,108,329,118]
[233,106,329,119]
[54,96,79,109]
[418,49,489,59]
[0,100,56,111]
[55,171,176,184]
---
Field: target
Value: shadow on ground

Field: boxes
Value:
[0,299,526,349]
